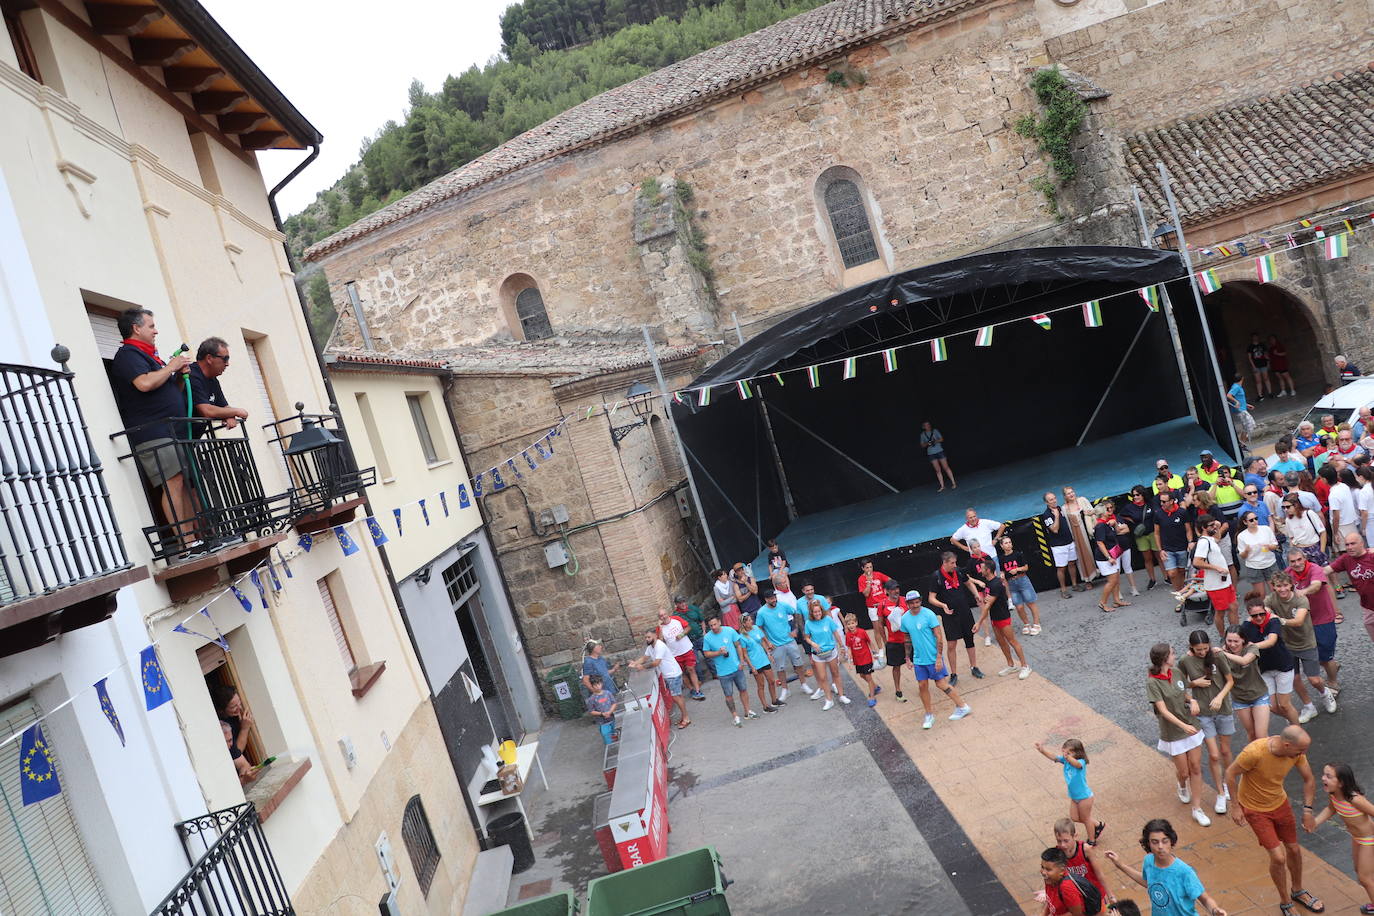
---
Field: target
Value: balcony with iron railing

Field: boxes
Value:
[0,348,147,658]
[152,803,294,916]
[265,405,376,533]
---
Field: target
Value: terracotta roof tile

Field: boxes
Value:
[1128,68,1374,225]
[328,340,708,382]
[303,0,979,262]
[327,352,448,371]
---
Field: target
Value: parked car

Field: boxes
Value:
[1296,377,1374,433]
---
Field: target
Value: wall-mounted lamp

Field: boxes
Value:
[609,381,655,446]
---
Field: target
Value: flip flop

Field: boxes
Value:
[1113,600,1132,607]
[1098,604,1115,613]
[1291,889,1324,912]
[1335,613,1345,624]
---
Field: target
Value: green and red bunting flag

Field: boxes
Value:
[807,365,821,388]
[672,391,685,405]
[698,386,711,407]
[1032,314,1052,330]
[735,379,753,400]
[975,326,994,347]
[1197,269,1221,294]
[772,372,785,386]
[842,357,857,380]
[1082,301,1102,328]
[1138,286,1160,312]
[1325,233,1349,259]
[882,348,898,372]
[930,338,947,362]
[1256,254,1277,282]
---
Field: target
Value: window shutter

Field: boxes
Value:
[0,700,111,915]
[243,341,291,483]
[87,313,122,360]
[317,578,356,672]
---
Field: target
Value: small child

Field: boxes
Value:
[1172,575,1206,606]
[1052,818,1113,908]
[585,674,617,745]
[766,538,789,576]
[1035,738,1105,845]
[842,613,880,707]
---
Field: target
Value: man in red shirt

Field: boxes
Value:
[857,558,890,657]
[881,581,910,701]
[1287,549,1341,691]
[1326,531,1374,645]
[1040,846,1088,916]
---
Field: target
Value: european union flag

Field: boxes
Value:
[457,484,471,508]
[507,458,524,480]
[298,532,314,553]
[523,450,538,471]
[335,525,359,556]
[491,466,506,491]
[19,723,61,805]
[533,441,551,461]
[249,570,267,608]
[473,474,484,498]
[266,562,282,592]
[140,646,173,710]
[230,585,253,613]
[95,679,124,747]
[439,492,449,517]
[393,507,403,537]
[419,499,430,526]
[366,515,388,547]
[276,548,292,578]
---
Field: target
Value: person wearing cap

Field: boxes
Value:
[1197,450,1225,486]
[1152,459,1184,494]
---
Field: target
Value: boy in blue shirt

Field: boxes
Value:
[1104,818,1226,916]
[585,675,617,745]
[701,615,754,727]
[898,590,972,730]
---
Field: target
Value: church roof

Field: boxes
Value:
[327,340,707,383]
[303,0,979,261]
[1127,67,1374,226]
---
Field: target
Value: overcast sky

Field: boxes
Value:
[202,0,510,217]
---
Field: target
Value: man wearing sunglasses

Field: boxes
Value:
[189,337,250,432]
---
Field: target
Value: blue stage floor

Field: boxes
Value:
[751,417,1232,576]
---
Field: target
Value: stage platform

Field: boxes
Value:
[749,417,1233,577]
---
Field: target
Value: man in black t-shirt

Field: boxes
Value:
[926,551,984,684]
[1152,489,1195,591]
[1040,492,1081,598]
[189,337,249,436]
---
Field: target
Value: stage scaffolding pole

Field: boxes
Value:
[1132,185,1198,423]
[643,326,721,570]
[1075,310,1155,447]
[764,402,900,494]
[733,312,799,522]
[1156,162,1245,463]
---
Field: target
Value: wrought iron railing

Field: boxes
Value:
[264,405,375,518]
[111,417,292,562]
[0,353,131,603]
[152,803,293,916]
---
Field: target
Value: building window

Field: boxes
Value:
[199,643,267,767]
[443,554,479,607]
[2,0,43,83]
[354,392,393,481]
[822,178,879,268]
[317,576,357,674]
[401,795,441,896]
[406,393,447,465]
[515,287,553,341]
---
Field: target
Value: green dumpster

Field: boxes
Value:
[487,890,578,916]
[545,663,584,720]
[585,847,730,916]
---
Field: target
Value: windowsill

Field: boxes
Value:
[245,756,312,823]
[425,459,453,471]
[381,477,397,485]
[349,660,387,699]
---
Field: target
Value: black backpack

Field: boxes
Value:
[1060,874,1103,915]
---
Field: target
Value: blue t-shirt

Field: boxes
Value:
[803,617,841,654]
[582,655,612,690]
[1140,856,1204,916]
[1241,498,1271,527]
[1295,433,1319,455]
[701,627,742,676]
[1058,756,1092,801]
[1228,382,1248,413]
[755,602,795,646]
[740,627,770,668]
[899,606,942,666]
[1271,457,1305,475]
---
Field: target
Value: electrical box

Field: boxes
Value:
[551,504,570,525]
[544,540,569,568]
[675,491,692,518]
[338,736,357,770]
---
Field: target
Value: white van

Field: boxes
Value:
[1297,378,1374,432]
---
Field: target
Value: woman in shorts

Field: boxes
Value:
[1220,624,1271,741]
[738,614,779,713]
[1146,642,1213,827]
[997,535,1043,634]
[1235,510,1279,597]
[975,557,1030,678]
[803,599,848,711]
[1118,486,1159,592]
[919,420,956,491]
[1092,504,1131,612]
[1179,630,1235,816]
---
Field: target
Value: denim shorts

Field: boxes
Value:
[717,668,748,697]
[1162,549,1191,571]
[664,675,683,697]
[1007,575,1037,606]
[1198,714,1235,739]
[1231,694,1270,710]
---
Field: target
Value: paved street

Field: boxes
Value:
[507,584,1374,914]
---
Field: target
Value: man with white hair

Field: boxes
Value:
[1335,355,1362,382]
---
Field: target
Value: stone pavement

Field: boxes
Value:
[504,583,1374,914]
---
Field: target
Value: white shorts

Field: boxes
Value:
[1158,729,1206,757]
[1096,559,1119,577]
[867,606,880,621]
[1261,668,1295,696]
[1051,543,1078,567]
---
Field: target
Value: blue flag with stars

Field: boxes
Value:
[19,723,61,805]
[507,458,524,480]
[140,646,173,710]
[393,507,403,537]
[491,466,506,491]
[366,516,388,546]
[335,525,359,556]
[458,484,471,508]
[298,532,313,553]
[473,473,484,498]
[523,450,537,471]
[266,562,282,592]
[419,499,430,526]
[439,491,449,517]
[230,585,253,613]
[276,548,292,578]
[249,570,267,608]
[533,441,551,461]
[95,678,124,747]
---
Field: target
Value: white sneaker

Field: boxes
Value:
[745,710,759,719]
[1191,808,1211,827]
[997,666,1019,676]
[1018,666,1032,680]
[821,698,834,711]
[1214,793,1228,814]
[1177,783,1191,804]
[1323,691,1337,714]
[809,687,824,700]
[838,694,851,705]
[984,634,994,646]
[1130,588,1141,597]
[1298,704,1317,724]
[778,688,789,703]
[733,715,741,727]
[922,713,935,729]
[949,705,972,721]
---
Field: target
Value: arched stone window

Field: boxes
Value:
[815,167,888,286]
[499,274,554,341]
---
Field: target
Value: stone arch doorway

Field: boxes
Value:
[1203,280,1330,400]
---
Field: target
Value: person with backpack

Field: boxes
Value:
[1039,846,1102,915]
[1104,818,1228,916]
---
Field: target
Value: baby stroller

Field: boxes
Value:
[1173,576,1213,628]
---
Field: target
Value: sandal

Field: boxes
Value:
[1113,600,1132,607]
[677,720,692,729]
[1335,613,1345,624]
[1098,604,1115,613]
[1022,624,1032,634]
[1030,624,1042,635]
[1060,589,1071,599]
[1358,904,1374,915]
[1291,889,1325,912]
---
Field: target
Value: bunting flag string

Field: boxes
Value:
[393,507,403,536]
[95,678,124,747]
[249,570,268,609]
[1137,286,1160,312]
[440,490,450,516]
[772,372,785,386]
[735,379,753,400]
[139,647,173,711]
[842,357,857,380]
[882,348,898,372]
[806,365,821,388]
[458,483,471,508]
[419,497,431,525]
[1197,269,1222,294]
[1325,233,1349,259]
[929,338,947,362]
[473,473,484,498]
[335,525,360,557]
[698,386,712,407]
[366,515,389,547]
[975,326,994,347]
[297,532,313,553]
[230,585,253,613]
[19,723,61,805]
[1032,314,1052,330]
[1256,254,1277,283]
[1082,301,1103,328]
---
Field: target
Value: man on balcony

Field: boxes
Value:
[111,308,197,551]
[189,337,249,432]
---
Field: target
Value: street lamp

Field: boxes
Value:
[610,382,655,446]
[1152,222,1179,251]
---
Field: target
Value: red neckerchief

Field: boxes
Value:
[1162,504,1179,517]
[121,337,163,365]
[940,568,960,589]
[1267,484,1284,495]
[1322,426,1338,436]
[1337,443,1358,456]
[1101,513,1116,525]
[1149,669,1173,681]
[1251,611,1272,630]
